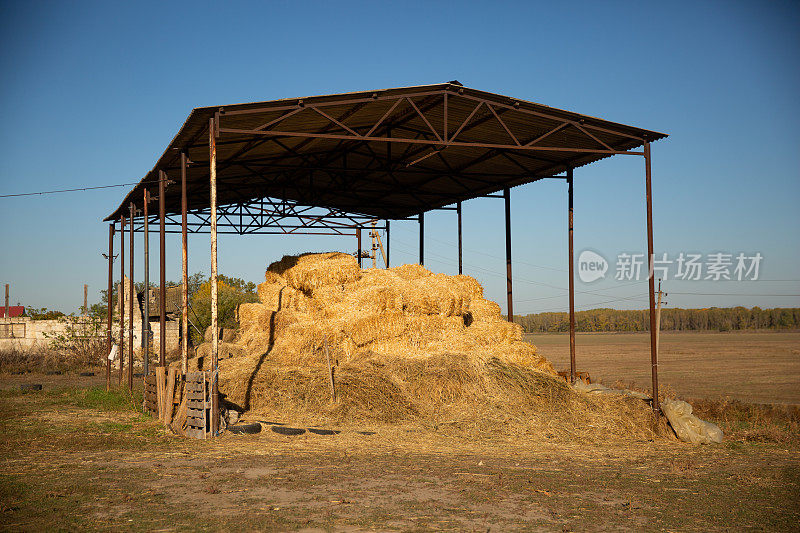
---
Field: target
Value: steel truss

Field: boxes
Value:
[126,197,389,236]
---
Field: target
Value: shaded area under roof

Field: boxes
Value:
[105,82,667,222]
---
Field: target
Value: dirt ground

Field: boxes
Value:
[528,331,800,405]
[1,332,798,531]
[1,374,798,532]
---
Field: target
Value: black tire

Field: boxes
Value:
[45,371,62,375]
[79,372,95,377]
[20,384,43,391]
[271,426,305,436]
[228,422,262,435]
[308,428,340,436]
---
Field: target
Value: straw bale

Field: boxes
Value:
[196,341,246,361]
[468,298,502,322]
[348,310,406,346]
[268,252,361,292]
[465,319,523,344]
[403,279,463,316]
[271,318,343,363]
[390,263,432,281]
[451,274,484,298]
[264,270,286,285]
[256,282,282,309]
[238,303,275,331]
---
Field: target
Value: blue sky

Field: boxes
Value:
[0,0,798,315]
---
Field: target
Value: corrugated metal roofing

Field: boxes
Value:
[105,82,667,221]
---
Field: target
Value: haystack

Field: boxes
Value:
[187,252,663,442]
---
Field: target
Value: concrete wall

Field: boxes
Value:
[0,316,181,353]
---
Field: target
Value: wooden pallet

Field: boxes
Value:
[143,368,183,424]
[144,374,159,416]
[185,371,217,440]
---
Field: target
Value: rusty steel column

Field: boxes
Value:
[142,188,150,376]
[181,152,189,375]
[209,117,220,435]
[386,220,390,268]
[419,212,425,265]
[567,169,576,383]
[504,188,513,322]
[158,171,167,367]
[644,141,659,414]
[118,215,125,385]
[128,202,135,391]
[356,227,362,268]
[457,201,463,275]
[106,223,114,391]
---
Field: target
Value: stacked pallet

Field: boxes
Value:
[143,368,215,439]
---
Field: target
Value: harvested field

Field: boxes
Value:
[528,331,800,405]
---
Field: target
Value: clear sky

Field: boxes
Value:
[1,0,798,315]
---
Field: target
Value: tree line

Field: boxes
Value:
[515,307,800,333]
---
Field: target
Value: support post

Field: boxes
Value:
[504,187,513,322]
[208,118,219,435]
[356,227,362,267]
[181,152,189,375]
[118,215,125,385]
[567,168,576,383]
[128,202,134,391]
[644,141,660,414]
[386,220,390,267]
[143,188,150,376]
[418,212,425,265]
[370,222,377,269]
[209,117,220,435]
[159,171,167,367]
[4,284,8,320]
[106,224,114,391]
[83,284,88,316]
[457,201,463,275]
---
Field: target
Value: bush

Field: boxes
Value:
[189,277,258,345]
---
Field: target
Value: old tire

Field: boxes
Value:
[308,428,340,436]
[271,426,305,436]
[228,422,262,435]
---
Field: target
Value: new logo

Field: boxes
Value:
[578,250,608,283]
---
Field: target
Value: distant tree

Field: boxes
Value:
[188,276,258,345]
[23,307,66,320]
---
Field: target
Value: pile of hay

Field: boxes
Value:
[189,252,663,442]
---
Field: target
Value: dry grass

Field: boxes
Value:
[0,341,105,373]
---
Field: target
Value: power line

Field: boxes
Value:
[669,292,800,297]
[0,179,160,198]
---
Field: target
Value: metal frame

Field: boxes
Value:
[105,85,666,430]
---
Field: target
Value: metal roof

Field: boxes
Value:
[105,82,667,222]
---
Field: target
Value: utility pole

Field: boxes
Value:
[83,284,88,316]
[655,279,667,372]
[4,284,8,320]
